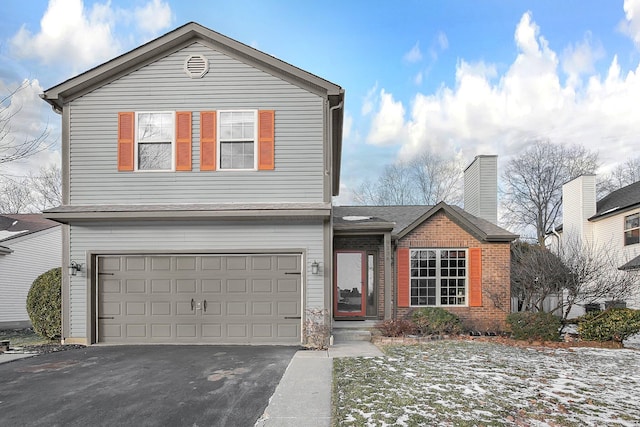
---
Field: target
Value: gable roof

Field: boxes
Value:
[41,21,345,196]
[333,202,518,242]
[0,214,60,243]
[591,180,640,221]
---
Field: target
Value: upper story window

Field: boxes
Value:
[410,249,467,307]
[136,112,174,171]
[624,213,640,246]
[218,111,257,170]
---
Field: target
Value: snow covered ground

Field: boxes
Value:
[333,340,640,426]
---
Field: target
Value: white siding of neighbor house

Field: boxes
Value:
[592,208,640,309]
[562,175,597,246]
[0,227,62,324]
[68,42,326,205]
[67,221,326,337]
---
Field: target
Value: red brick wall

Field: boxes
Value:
[334,236,385,319]
[396,211,511,332]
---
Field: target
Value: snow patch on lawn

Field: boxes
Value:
[333,340,640,426]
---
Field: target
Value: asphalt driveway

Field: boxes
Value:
[0,345,297,427]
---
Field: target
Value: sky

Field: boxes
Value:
[1,0,640,206]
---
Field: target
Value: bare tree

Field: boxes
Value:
[511,237,637,323]
[556,236,636,321]
[501,140,599,245]
[0,81,50,166]
[510,241,566,314]
[0,176,35,213]
[0,165,62,213]
[354,152,463,206]
[28,164,62,211]
[597,156,640,199]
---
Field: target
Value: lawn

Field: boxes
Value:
[333,340,640,426]
[0,328,51,347]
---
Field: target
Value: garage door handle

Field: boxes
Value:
[284,316,301,320]
[98,317,114,320]
[203,300,207,312]
[284,272,301,275]
[191,299,195,311]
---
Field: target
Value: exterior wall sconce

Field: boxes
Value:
[68,261,83,276]
[311,260,320,275]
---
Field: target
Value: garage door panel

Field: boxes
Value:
[125,279,146,293]
[98,254,301,344]
[202,279,221,293]
[126,257,146,271]
[151,279,171,293]
[151,302,171,315]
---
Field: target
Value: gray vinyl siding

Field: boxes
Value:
[68,42,325,204]
[464,156,497,224]
[0,228,62,324]
[67,220,325,337]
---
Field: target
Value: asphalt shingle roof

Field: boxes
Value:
[333,204,517,242]
[0,214,60,243]
[592,180,640,219]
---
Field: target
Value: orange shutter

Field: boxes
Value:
[175,111,192,171]
[200,111,217,171]
[469,248,482,307]
[117,112,135,171]
[397,248,410,308]
[258,110,275,170]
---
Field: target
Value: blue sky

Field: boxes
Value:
[2,0,640,205]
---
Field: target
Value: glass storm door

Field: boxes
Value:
[334,251,366,317]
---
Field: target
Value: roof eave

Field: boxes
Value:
[42,22,344,109]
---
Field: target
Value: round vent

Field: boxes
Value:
[184,54,209,78]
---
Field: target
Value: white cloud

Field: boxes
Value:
[562,32,605,82]
[364,11,640,173]
[437,31,449,51]
[404,42,423,63]
[366,89,406,145]
[621,0,640,48]
[342,112,353,140]
[135,0,173,36]
[361,83,379,116]
[9,0,172,74]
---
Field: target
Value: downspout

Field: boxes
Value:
[327,100,343,178]
[327,100,343,334]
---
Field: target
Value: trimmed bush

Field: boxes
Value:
[577,308,640,343]
[26,267,62,340]
[506,311,561,341]
[375,319,418,337]
[411,307,463,335]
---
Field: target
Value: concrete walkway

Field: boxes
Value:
[255,341,384,426]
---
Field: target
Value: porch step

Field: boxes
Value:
[331,320,379,343]
[332,329,372,342]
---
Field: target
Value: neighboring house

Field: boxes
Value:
[0,214,61,329]
[556,175,640,315]
[41,22,516,345]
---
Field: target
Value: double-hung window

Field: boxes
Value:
[624,213,640,246]
[136,112,174,171]
[410,249,467,306]
[219,110,257,170]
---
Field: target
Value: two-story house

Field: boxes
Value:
[558,175,640,313]
[42,23,516,345]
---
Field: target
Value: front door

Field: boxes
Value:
[334,251,366,317]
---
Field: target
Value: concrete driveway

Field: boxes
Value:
[0,345,297,426]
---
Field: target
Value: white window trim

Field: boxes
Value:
[134,111,176,172]
[624,212,640,246]
[217,110,258,171]
[409,248,469,308]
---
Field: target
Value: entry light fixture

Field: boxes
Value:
[68,261,83,276]
[311,260,320,275]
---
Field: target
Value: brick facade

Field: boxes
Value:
[396,211,511,332]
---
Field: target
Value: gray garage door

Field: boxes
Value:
[97,254,301,344]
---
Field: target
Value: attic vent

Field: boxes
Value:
[184,55,209,78]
